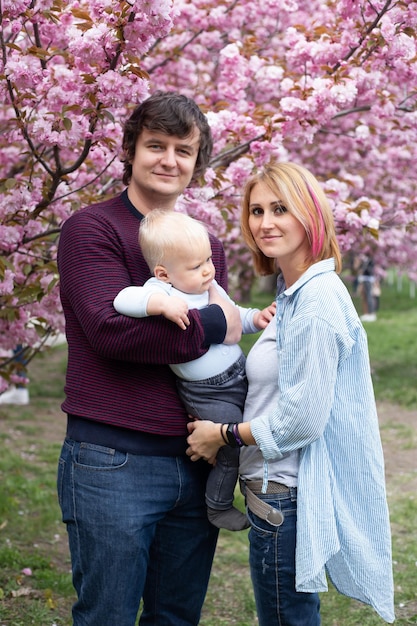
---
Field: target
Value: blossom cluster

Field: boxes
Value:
[0,0,417,382]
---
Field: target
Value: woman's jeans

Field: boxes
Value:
[247,488,321,626]
[57,438,218,626]
[176,353,247,510]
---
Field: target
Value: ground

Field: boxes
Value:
[1,343,416,624]
[376,401,417,494]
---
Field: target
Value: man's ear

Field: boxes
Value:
[154,265,170,283]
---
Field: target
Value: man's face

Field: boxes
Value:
[128,127,201,211]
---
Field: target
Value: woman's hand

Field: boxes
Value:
[186,419,224,463]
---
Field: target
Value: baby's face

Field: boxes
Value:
[165,241,215,295]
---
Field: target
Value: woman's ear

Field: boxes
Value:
[154,265,170,283]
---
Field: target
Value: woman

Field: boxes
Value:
[187,162,395,625]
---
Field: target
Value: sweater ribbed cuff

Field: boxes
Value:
[199,304,227,347]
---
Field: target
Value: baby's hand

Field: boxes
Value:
[253,301,276,329]
[161,296,190,329]
[147,294,190,329]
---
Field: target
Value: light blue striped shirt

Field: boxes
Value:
[250,258,395,623]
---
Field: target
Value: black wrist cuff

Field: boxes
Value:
[199,304,227,347]
[226,423,240,448]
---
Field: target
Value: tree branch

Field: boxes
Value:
[209,134,265,170]
[331,0,394,73]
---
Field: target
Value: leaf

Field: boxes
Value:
[367,227,379,240]
[71,8,93,22]
[63,117,73,131]
[27,46,49,60]
[4,178,18,190]
[11,586,33,598]
[46,595,57,609]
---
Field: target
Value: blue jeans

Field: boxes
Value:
[247,488,321,626]
[176,354,247,510]
[57,438,218,625]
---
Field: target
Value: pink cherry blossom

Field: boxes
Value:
[0,0,417,385]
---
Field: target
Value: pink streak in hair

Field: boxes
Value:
[307,184,325,257]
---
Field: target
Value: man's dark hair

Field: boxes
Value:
[121,91,213,185]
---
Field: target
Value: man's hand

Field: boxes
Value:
[208,285,242,344]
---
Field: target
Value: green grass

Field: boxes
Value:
[0,351,74,625]
[350,272,417,408]
[1,274,417,624]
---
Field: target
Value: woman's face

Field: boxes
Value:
[248,181,310,268]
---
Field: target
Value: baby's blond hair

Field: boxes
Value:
[139,209,211,272]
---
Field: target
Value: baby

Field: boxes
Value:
[114,210,274,531]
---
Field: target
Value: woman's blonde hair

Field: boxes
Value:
[139,209,210,272]
[240,161,342,276]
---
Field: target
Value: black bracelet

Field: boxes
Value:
[220,424,228,445]
[225,422,247,448]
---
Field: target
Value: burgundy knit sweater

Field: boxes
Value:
[58,191,228,448]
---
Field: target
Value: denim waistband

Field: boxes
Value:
[195,352,246,386]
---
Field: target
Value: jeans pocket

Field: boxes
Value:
[75,442,128,470]
[247,507,280,535]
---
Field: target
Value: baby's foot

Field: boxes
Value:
[207,506,250,531]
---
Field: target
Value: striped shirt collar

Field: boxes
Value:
[277,258,336,297]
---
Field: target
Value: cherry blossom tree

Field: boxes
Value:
[0,0,416,387]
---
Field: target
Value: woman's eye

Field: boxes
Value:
[275,203,287,214]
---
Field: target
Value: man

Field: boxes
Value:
[57,91,241,625]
